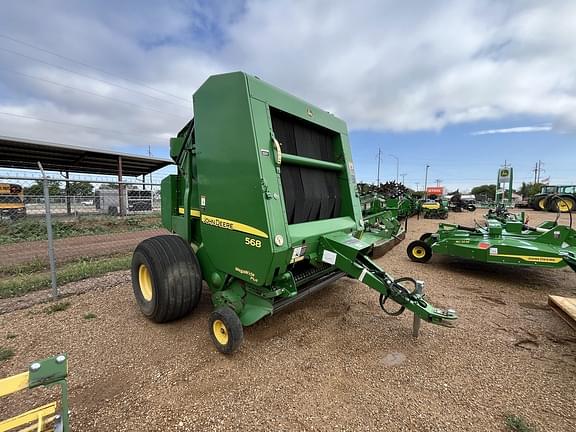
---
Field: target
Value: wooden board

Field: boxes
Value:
[548,295,576,331]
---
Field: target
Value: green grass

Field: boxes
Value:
[0,253,132,298]
[0,215,162,245]
[83,312,97,320]
[506,415,535,432]
[0,258,47,277]
[0,346,14,362]
[44,301,71,314]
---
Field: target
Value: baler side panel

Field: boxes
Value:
[194,73,273,286]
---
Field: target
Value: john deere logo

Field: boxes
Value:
[306,107,313,117]
[500,169,509,177]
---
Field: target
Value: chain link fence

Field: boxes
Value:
[0,169,166,301]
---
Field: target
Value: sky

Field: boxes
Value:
[0,0,575,190]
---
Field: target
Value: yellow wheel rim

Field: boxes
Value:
[538,198,547,210]
[557,200,573,212]
[213,320,229,345]
[412,246,426,259]
[138,264,153,301]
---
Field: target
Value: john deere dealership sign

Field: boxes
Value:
[498,168,512,184]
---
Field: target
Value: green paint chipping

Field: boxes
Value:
[83,312,97,320]
[6,333,17,339]
[0,346,14,362]
[0,253,131,298]
[506,415,535,432]
[44,302,71,315]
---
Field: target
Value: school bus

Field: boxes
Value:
[0,183,26,219]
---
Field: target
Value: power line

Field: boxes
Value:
[0,111,163,140]
[0,46,190,110]
[0,33,191,103]
[0,68,188,120]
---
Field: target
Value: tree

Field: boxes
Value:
[24,180,62,196]
[68,181,94,197]
[471,184,496,201]
[518,182,544,199]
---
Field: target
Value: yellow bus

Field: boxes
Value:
[0,183,26,219]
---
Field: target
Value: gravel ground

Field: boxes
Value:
[1,210,575,431]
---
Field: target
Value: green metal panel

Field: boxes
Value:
[193,72,273,286]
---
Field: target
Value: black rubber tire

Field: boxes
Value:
[131,235,202,323]
[467,204,476,212]
[549,196,575,213]
[209,306,244,354]
[420,233,433,241]
[537,197,548,211]
[406,240,432,263]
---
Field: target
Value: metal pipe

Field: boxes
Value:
[0,174,159,186]
[118,156,125,216]
[37,162,58,298]
[281,153,344,171]
[424,164,430,200]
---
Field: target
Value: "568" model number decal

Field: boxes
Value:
[244,237,262,248]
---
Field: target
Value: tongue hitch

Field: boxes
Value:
[319,232,457,336]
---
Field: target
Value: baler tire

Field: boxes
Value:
[131,235,202,323]
[209,306,243,354]
[407,240,432,263]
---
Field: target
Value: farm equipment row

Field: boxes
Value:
[408,209,576,274]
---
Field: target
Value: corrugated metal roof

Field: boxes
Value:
[0,136,172,177]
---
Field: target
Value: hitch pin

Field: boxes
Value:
[412,280,424,338]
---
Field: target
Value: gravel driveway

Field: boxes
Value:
[1,210,575,431]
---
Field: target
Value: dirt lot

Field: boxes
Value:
[0,229,167,266]
[1,210,575,431]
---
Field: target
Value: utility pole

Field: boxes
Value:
[424,165,430,199]
[415,182,420,192]
[537,160,544,183]
[533,162,538,184]
[376,148,382,185]
[435,179,442,187]
[400,173,407,184]
[388,154,399,183]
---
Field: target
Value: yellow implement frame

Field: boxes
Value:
[0,355,68,432]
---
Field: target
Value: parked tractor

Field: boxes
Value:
[420,199,448,219]
[130,72,457,354]
[531,185,576,213]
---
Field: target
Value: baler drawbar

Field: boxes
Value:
[130,72,456,353]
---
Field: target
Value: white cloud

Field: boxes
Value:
[0,0,575,152]
[471,125,553,135]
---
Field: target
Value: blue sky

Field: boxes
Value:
[0,0,575,191]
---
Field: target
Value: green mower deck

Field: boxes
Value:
[408,217,576,273]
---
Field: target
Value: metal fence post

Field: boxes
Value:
[37,162,58,298]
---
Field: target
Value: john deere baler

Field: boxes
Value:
[131,72,456,353]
